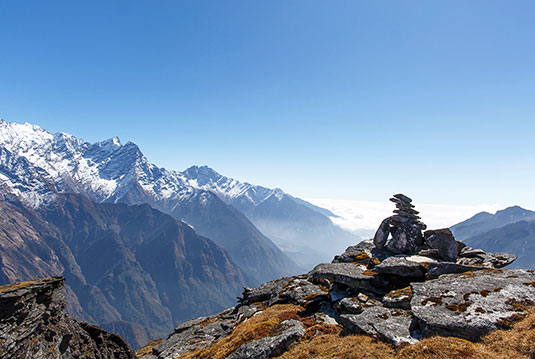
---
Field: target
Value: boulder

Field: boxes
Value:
[308,263,377,292]
[373,218,391,250]
[228,319,305,359]
[277,277,329,306]
[426,262,487,279]
[239,277,293,306]
[340,306,418,346]
[0,277,135,359]
[457,251,517,268]
[374,257,427,278]
[411,269,535,341]
[424,229,458,262]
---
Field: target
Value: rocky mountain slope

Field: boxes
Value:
[0,194,250,349]
[463,220,535,269]
[0,277,135,359]
[182,165,359,268]
[137,195,534,359]
[0,120,299,283]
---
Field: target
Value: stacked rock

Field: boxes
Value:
[373,194,427,254]
[390,194,426,230]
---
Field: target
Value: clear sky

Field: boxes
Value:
[1,1,534,208]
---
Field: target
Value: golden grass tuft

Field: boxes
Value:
[279,334,396,359]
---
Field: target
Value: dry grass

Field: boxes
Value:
[397,308,535,359]
[279,334,396,359]
[177,304,307,359]
[135,338,163,358]
[174,307,535,359]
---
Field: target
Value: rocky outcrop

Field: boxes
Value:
[0,277,135,359]
[411,269,535,341]
[141,194,532,359]
[227,319,305,359]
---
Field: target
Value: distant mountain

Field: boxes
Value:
[451,205,535,242]
[182,165,359,268]
[463,220,535,269]
[0,194,250,349]
[0,120,299,282]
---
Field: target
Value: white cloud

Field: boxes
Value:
[306,198,502,238]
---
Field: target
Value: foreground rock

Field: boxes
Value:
[411,269,535,341]
[228,319,305,359]
[0,277,135,359]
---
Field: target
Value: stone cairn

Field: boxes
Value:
[373,194,427,255]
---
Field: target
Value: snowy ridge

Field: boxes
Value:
[0,121,196,208]
[0,121,293,211]
[182,165,285,207]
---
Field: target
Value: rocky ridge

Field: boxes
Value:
[141,194,534,359]
[0,277,135,359]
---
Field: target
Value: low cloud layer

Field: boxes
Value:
[306,198,503,238]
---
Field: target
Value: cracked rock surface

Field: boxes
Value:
[0,277,135,359]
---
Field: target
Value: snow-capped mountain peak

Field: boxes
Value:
[182,165,285,206]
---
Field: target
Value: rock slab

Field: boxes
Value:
[0,277,135,359]
[411,269,535,341]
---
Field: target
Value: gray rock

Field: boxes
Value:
[418,248,441,258]
[424,228,458,262]
[277,277,329,306]
[340,306,418,346]
[239,277,293,306]
[228,319,305,359]
[393,193,413,203]
[459,247,487,257]
[0,277,135,359]
[382,287,413,310]
[374,257,427,278]
[411,269,535,341]
[333,240,376,264]
[308,263,376,292]
[426,262,487,279]
[386,223,424,254]
[153,305,261,359]
[373,217,391,250]
[457,251,517,269]
[338,297,365,314]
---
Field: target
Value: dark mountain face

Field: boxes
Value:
[0,195,249,349]
[451,206,535,241]
[463,220,535,269]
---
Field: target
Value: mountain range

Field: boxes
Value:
[0,120,360,347]
[0,120,302,282]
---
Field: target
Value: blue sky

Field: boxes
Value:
[1,1,534,207]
